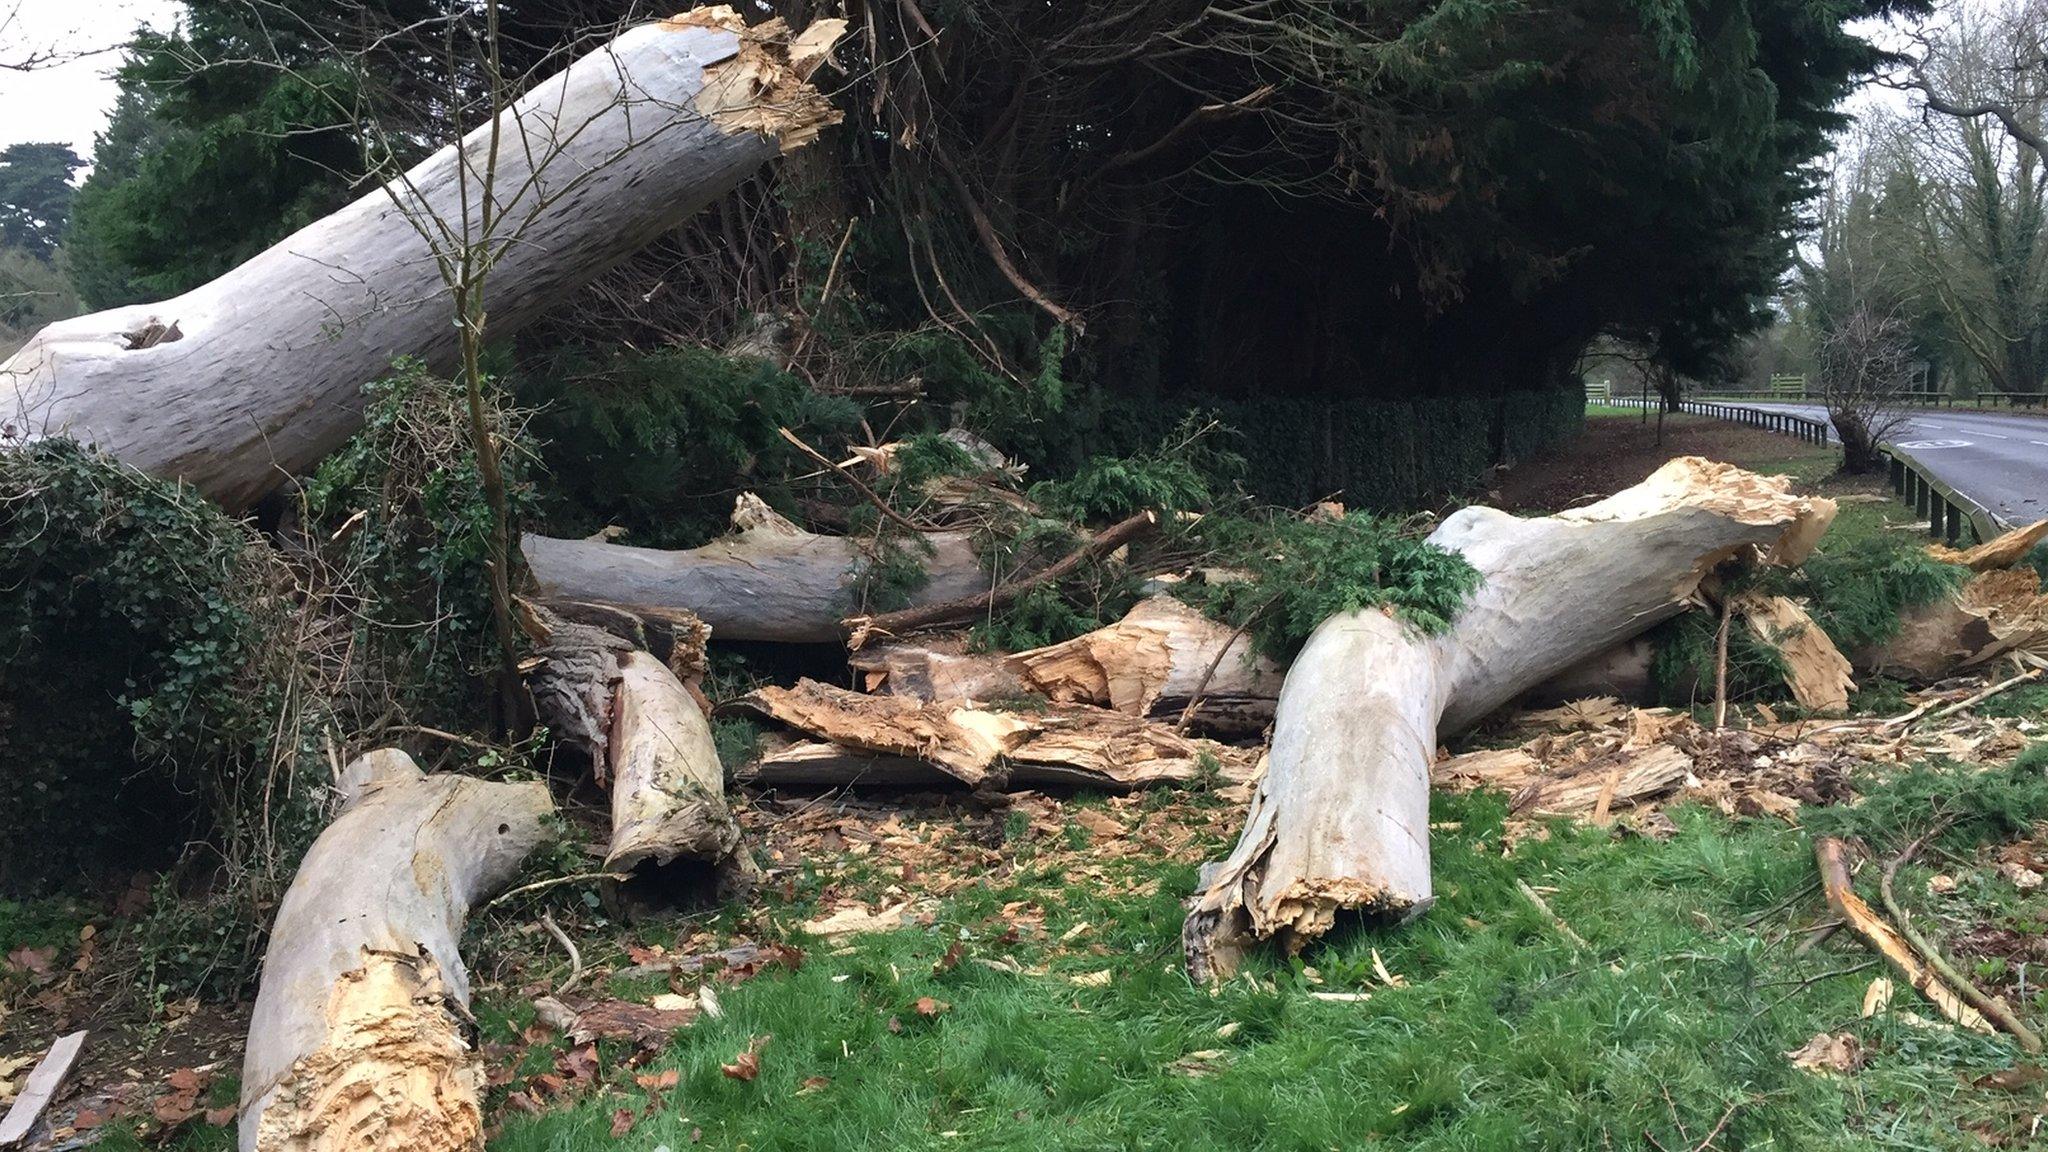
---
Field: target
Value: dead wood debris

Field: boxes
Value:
[727,678,1262,793]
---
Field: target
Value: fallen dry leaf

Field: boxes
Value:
[1972,1065,2048,1092]
[798,1075,832,1095]
[721,1034,771,1081]
[204,1105,236,1126]
[913,996,950,1017]
[634,1069,680,1092]
[610,1107,637,1137]
[1786,1032,1864,1076]
[1068,969,1112,987]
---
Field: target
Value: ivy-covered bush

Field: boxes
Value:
[0,440,323,898]
[305,360,532,727]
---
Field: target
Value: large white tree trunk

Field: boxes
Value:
[239,751,553,1152]
[523,496,991,643]
[1183,459,1834,981]
[1,11,842,510]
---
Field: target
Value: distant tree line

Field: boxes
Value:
[8,0,1909,459]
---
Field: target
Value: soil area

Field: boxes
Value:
[1491,412,1852,513]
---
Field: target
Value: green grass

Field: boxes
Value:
[485,764,2048,1152]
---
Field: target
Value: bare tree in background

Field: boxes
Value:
[1815,301,1915,472]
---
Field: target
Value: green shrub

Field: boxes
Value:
[0,440,324,940]
[304,360,531,727]
[1782,536,1970,651]
[1176,513,1484,661]
[516,346,860,549]
[1805,749,2048,852]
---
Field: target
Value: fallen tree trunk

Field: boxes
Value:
[844,512,1157,648]
[523,495,991,643]
[239,750,552,1152]
[1183,458,1833,981]
[1,11,842,510]
[523,605,750,905]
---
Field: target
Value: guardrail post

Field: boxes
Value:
[1914,474,1931,523]
[1889,455,1905,494]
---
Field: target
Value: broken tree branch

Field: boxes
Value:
[1812,835,1992,1036]
[845,510,1157,647]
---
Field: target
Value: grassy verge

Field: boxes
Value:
[477,758,2048,1152]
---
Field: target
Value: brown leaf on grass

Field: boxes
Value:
[1074,808,1122,839]
[913,996,950,1017]
[1170,1050,1230,1078]
[151,1095,199,1126]
[798,1076,832,1095]
[1786,1032,1864,1075]
[932,941,964,975]
[721,1034,771,1081]
[610,1108,638,1137]
[5,945,55,978]
[1972,1065,2048,1092]
[635,1068,680,1091]
[204,1105,237,1126]
[72,1110,105,1130]
[165,1067,205,1094]
[557,1043,600,1084]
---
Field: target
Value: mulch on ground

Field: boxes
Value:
[1491,412,1830,513]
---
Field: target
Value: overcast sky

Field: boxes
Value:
[0,1,1970,178]
[0,0,185,166]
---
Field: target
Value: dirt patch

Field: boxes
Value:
[1492,414,1833,513]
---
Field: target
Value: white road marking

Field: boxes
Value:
[1982,433,2009,440]
[2032,441,2048,447]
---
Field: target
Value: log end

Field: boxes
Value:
[243,949,483,1152]
[674,10,847,154]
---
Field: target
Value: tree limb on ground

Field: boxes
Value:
[238,751,553,1152]
[1182,458,1836,981]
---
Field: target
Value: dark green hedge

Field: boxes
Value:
[1047,389,1584,512]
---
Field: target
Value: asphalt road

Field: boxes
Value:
[1741,402,2046,530]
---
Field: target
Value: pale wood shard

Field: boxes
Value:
[855,597,1284,732]
[1929,518,2048,573]
[1430,744,1694,817]
[1813,836,1993,1036]
[1734,592,1856,715]
[523,494,991,643]
[522,605,748,898]
[528,597,710,693]
[729,678,1261,791]
[1008,596,1283,732]
[0,1030,85,1147]
[239,752,552,1152]
[1,14,842,510]
[1184,457,1834,981]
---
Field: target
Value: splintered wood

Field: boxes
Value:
[731,679,1261,791]
[1733,592,1856,715]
